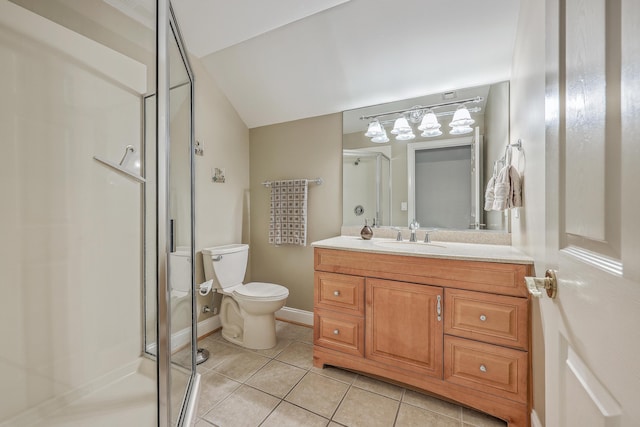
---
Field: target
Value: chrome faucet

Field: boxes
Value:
[409,219,420,242]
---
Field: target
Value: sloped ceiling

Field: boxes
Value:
[175,0,521,129]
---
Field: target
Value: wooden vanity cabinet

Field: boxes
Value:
[366,278,443,379]
[313,247,533,427]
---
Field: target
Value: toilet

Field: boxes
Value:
[201,244,289,349]
[169,248,191,300]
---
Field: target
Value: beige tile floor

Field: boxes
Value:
[193,321,507,427]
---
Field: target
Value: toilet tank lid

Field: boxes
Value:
[202,243,248,256]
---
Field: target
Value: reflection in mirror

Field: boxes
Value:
[407,135,480,230]
[342,81,510,232]
[343,148,391,226]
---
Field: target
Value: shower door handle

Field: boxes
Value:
[170,219,176,253]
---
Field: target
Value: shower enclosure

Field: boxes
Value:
[0,0,198,425]
[342,149,391,227]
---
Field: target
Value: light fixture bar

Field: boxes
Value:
[359,96,483,121]
[374,106,481,127]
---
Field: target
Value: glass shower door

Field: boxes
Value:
[145,4,197,425]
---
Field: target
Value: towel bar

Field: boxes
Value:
[261,177,323,187]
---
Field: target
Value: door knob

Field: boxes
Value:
[525,269,557,299]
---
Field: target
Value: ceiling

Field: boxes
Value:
[171,0,521,129]
[10,0,521,129]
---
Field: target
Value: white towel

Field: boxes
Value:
[491,165,523,211]
[492,165,511,211]
[268,179,308,246]
[484,175,496,211]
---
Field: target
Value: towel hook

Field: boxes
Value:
[119,145,135,165]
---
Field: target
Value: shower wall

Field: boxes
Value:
[0,2,147,422]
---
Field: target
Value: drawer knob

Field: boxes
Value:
[479,314,487,322]
[479,364,487,373]
[333,329,340,335]
[333,290,340,296]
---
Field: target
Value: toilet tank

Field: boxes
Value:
[169,248,191,297]
[201,244,248,290]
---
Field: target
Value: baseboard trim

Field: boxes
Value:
[197,315,221,338]
[147,307,311,353]
[146,315,222,354]
[531,409,543,427]
[276,306,313,326]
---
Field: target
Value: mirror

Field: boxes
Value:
[342,81,510,232]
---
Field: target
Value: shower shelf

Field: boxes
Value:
[93,145,145,183]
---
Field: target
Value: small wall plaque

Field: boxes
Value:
[212,167,226,183]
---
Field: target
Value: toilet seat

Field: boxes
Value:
[233,282,289,300]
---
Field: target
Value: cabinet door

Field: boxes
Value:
[366,278,443,379]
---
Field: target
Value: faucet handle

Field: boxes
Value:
[423,228,437,243]
[392,227,402,241]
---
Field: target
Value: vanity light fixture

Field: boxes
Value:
[390,116,415,140]
[418,110,443,137]
[360,96,482,142]
[448,104,475,135]
[371,127,390,143]
[365,119,384,138]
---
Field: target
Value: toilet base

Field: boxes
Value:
[219,293,285,350]
[242,313,277,349]
[221,312,277,350]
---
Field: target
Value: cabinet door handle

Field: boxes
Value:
[480,364,487,373]
[436,295,442,321]
[480,314,487,322]
[333,290,340,296]
[333,329,340,335]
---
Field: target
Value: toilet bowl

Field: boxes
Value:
[202,244,289,349]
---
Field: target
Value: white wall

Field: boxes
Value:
[509,0,547,422]
[190,56,251,320]
[0,3,146,421]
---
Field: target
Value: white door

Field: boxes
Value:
[542,0,640,426]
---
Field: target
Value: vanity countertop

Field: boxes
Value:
[312,235,534,265]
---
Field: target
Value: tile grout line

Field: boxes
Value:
[327,378,355,424]
[391,388,406,427]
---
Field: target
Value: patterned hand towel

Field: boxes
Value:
[268,179,308,246]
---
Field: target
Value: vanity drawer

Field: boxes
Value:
[314,309,364,357]
[444,289,529,350]
[315,272,365,315]
[444,336,527,403]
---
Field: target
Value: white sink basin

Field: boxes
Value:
[373,240,447,251]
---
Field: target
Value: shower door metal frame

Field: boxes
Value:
[157,1,199,425]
